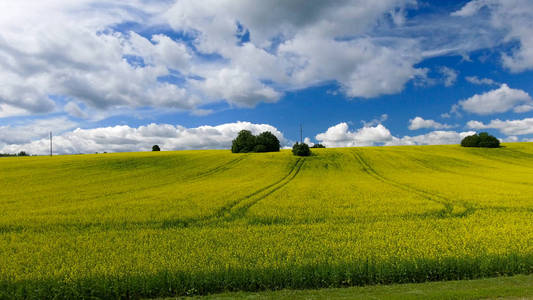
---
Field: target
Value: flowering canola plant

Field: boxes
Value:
[0,144,532,298]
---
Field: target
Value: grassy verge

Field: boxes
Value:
[175,274,533,299]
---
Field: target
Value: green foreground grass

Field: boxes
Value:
[177,274,533,300]
[1,143,533,298]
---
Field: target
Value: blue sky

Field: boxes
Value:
[1,0,533,154]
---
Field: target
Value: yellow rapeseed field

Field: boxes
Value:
[0,143,532,298]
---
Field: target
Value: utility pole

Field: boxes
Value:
[50,131,52,157]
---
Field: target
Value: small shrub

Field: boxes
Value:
[461,132,500,148]
[152,145,161,151]
[292,142,311,156]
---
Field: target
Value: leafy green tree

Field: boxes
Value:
[17,151,29,156]
[231,130,281,153]
[292,142,311,156]
[461,135,480,147]
[253,144,267,152]
[256,131,280,152]
[478,132,500,148]
[231,130,257,153]
[152,145,161,151]
[461,132,500,148]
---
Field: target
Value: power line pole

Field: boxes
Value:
[50,131,52,157]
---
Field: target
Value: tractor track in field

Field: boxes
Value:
[225,158,306,221]
[465,148,533,169]
[352,150,476,218]
[188,155,248,181]
[206,157,305,223]
[408,156,533,187]
[65,156,249,205]
[161,158,306,228]
[2,158,304,233]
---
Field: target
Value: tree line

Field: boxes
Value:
[0,151,30,157]
[230,130,328,156]
[231,130,281,153]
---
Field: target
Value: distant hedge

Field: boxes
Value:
[0,153,17,157]
[231,130,280,153]
[461,132,500,148]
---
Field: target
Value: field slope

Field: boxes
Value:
[1,143,533,298]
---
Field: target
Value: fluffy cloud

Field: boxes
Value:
[0,0,439,116]
[316,123,393,147]
[388,131,476,146]
[191,68,281,107]
[408,117,453,130]
[456,84,533,115]
[0,1,200,114]
[164,0,429,99]
[465,76,498,85]
[126,32,192,72]
[453,0,533,72]
[0,121,286,155]
[440,67,458,87]
[467,118,533,135]
[0,117,77,145]
[303,137,314,147]
[1,0,531,119]
[0,104,30,118]
[316,122,475,147]
[277,36,426,98]
[163,0,417,53]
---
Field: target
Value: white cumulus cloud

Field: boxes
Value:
[467,117,533,136]
[0,121,286,155]
[315,123,393,147]
[316,122,476,147]
[456,84,533,115]
[388,131,476,146]
[0,1,199,114]
[0,0,443,116]
[191,68,281,107]
[408,117,453,130]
